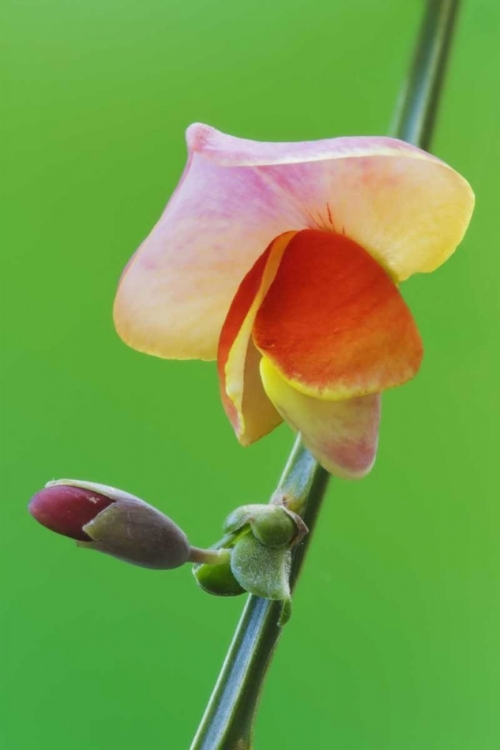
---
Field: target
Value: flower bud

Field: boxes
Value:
[28,479,191,570]
[193,559,245,597]
[223,504,305,548]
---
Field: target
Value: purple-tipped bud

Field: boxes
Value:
[28,479,191,570]
[29,485,114,541]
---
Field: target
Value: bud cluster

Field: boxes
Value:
[193,501,308,624]
[29,479,308,623]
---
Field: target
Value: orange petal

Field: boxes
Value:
[217,232,296,444]
[260,357,381,479]
[253,229,423,400]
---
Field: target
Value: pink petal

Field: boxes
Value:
[114,143,305,361]
[260,357,381,479]
[114,124,474,360]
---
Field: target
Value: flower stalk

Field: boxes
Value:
[188,547,232,566]
[190,0,463,748]
[190,440,328,750]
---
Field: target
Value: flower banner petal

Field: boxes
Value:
[187,122,437,167]
[253,230,423,401]
[260,357,381,479]
[188,125,474,281]
[114,124,473,362]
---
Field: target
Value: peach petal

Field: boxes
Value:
[114,124,473,361]
[253,229,423,401]
[114,150,305,361]
[260,357,381,479]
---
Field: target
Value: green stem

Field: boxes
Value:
[190,439,328,750]
[188,547,232,566]
[391,0,461,147]
[190,1,462,747]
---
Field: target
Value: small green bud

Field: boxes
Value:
[223,504,306,549]
[203,502,310,619]
[250,506,296,548]
[193,559,245,597]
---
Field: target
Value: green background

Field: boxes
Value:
[2,0,498,747]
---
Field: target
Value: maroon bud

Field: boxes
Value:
[28,479,192,570]
[28,485,114,541]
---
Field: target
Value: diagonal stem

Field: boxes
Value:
[190,440,328,750]
[190,1,462,747]
[391,0,461,148]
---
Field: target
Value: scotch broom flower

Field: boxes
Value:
[114,124,474,478]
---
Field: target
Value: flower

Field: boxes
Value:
[28,479,191,569]
[114,124,474,478]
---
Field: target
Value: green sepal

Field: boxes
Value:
[230,534,292,603]
[223,505,263,535]
[279,597,293,627]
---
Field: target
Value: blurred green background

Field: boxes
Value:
[2,0,499,747]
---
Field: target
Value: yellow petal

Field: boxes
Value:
[260,357,381,479]
[217,232,296,444]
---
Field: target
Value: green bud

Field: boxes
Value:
[250,506,296,548]
[223,504,306,549]
[193,559,245,597]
